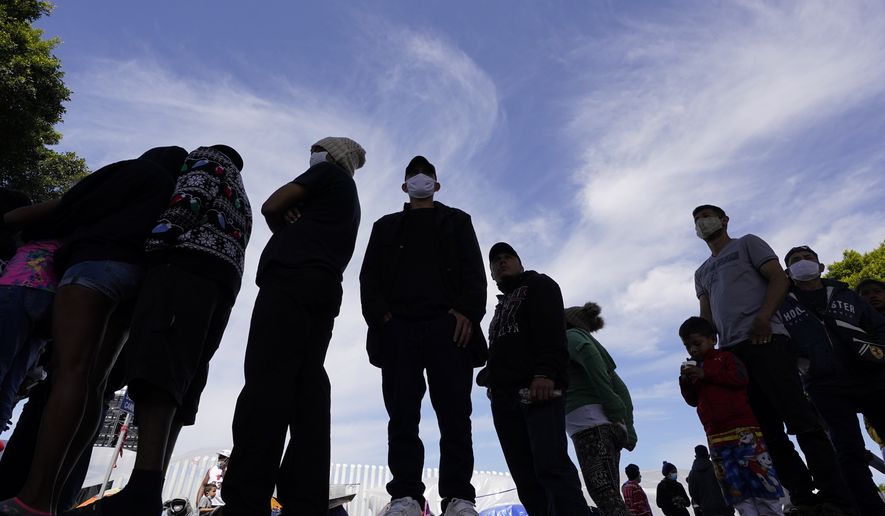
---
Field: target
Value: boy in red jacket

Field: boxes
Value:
[679,317,784,516]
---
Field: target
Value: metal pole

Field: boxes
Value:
[98,411,133,499]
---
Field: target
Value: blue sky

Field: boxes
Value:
[25,0,885,492]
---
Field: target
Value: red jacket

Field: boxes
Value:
[679,348,757,434]
[622,479,653,516]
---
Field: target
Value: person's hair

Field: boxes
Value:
[679,316,716,340]
[625,463,640,480]
[695,444,710,459]
[855,278,885,292]
[203,484,216,494]
[564,302,604,332]
[692,204,726,218]
[0,188,32,213]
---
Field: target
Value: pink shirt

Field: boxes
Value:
[0,240,61,292]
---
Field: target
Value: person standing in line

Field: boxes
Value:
[691,205,852,515]
[857,278,885,315]
[360,156,487,516]
[478,242,589,516]
[563,302,636,516]
[69,145,251,516]
[687,445,735,516]
[0,146,187,516]
[679,316,783,516]
[622,465,653,516]
[215,137,365,516]
[778,246,885,516]
[657,462,691,516]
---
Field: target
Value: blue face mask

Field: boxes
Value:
[668,472,678,481]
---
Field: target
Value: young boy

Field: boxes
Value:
[678,316,784,516]
[199,484,220,514]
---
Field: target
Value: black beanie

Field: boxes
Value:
[662,461,676,475]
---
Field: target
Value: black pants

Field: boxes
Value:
[381,315,475,504]
[810,383,885,516]
[222,274,341,516]
[490,392,588,516]
[730,336,852,510]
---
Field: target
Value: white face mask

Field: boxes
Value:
[695,216,723,239]
[789,259,821,282]
[405,173,437,199]
[309,151,328,167]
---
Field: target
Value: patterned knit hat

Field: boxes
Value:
[313,136,366,175]
[564,302,604,333]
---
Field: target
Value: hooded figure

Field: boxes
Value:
[687,445,734,516]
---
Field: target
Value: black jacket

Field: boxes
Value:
[359,201,487,367]
[476,270,569,391]
[656,478,691,516]
[779,279,885,388]
[688,457,733,516]
[30,147,185,273]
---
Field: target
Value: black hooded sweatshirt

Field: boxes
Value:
[688,456,733,515]
[30,146,186,273]
[477,270,569,392]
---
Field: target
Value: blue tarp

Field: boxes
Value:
[478,505,527,516]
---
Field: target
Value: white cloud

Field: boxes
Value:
[49,25,502,460]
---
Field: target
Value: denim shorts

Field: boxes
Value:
[58,260,144,303]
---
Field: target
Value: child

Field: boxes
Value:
[678,316,784,516]
[198,484,219,514]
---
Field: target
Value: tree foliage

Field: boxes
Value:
[824,241,885,289]
[0,0,88,202]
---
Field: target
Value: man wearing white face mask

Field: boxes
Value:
[360,155,487,516]
[691,205,853,516]
[779,245,885,516]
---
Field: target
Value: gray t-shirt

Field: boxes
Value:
[694,234,788,347]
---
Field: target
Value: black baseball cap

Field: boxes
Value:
[405,155,436,178]
[784,245,818,265]
[489,242,520,262]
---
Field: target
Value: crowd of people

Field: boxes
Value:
[0,137,882,516]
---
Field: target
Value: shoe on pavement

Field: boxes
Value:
[442,498,477,516]
[381,497,423,516]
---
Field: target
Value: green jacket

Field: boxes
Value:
[565,328,637,449]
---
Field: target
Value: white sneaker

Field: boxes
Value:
[380,497,423,516]
[443,498,478,516]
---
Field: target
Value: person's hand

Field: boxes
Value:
[682,365,704,381]
[449,309,472,347]
[283,207,302,223]
[383,312,392,324]
[750,314,773,345]
[529,377,555,402]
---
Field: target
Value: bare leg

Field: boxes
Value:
[53,310,130,508]
[17,284,115,511]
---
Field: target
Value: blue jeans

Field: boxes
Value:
[0,286,53,428]
[490,392,589,516]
